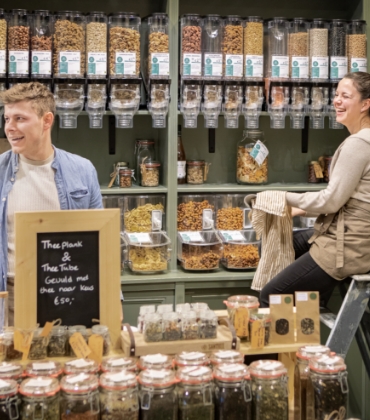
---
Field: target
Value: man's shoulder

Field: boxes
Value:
[0,150,13,166]
[54,148,94,170]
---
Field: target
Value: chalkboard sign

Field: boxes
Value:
[37,231,99,327]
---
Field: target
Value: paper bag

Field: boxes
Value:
[295,291,320,344]
[269,294,295,344]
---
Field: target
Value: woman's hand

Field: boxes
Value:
[291,207,306,217]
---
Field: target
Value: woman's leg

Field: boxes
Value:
[259,251,338,308]
[293,229,314,259]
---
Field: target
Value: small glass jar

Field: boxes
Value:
[181,311,199,340]
[86,12,107,78]
[191,302,209,319]
[3,331,22,361]
[91,324,110,356]
[162,312,182,341]
[67,325,88,357]
[138,369,177,420]
[214,363,252,420]
[308,354,348,420]
[138,354,173,371]
[8,9,31,78]
[248,313,271,345]
[210,350,244,367]
[143,313,163,343]
[31,10,53,78]
[186,160,205,184]
[28,329,48,360]
[112,161,129,186]
[24,360,63,380]
[64,358,99,376]
[141,162,160,187]
[60,374,100,419]
[119,168,134,188]
[308,161,324,183]
[137,305,156,333]
[174,352,210,369]
[0,379,21,419]
[225,295,260,340]
[99,371,139,419]
[0,362,23,384]
[237,130,268,185]
[47,325,67,357]
[177,366,214,420]
[347,20,367,72]
[250,360,288,420]
[323,155,332,183]
[199,311,217,339]
[101,356,137,374]
[20,376,60,420]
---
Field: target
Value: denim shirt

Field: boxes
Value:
[0,146,103,291]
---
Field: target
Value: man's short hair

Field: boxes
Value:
[0,82,56,117]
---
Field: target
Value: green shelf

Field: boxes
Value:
[177,183,328,193]
[100,184,168,194]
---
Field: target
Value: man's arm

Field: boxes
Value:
[89,166,103,209]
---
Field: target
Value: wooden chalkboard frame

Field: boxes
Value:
[14,209,122,349]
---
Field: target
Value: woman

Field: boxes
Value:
[260,72,370,308]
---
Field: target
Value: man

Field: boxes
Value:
[0,82,103,324]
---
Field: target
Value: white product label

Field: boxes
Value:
[225,54,243,77]
[151,53,169,76]
[182,352,204,360]
[202,209,214,230]
[143,354,167,363]
[111,358,131,367]
[177,161,186,179]
[296,292,308,302]
[87,52,107,76]
[32,362,56,371]
[183,53,202,76]
[311,56,329,79]
[220,230,245,242]
[59,51,81,75]
[148,370,167,379]
[151,210,162,231]
[115,52,136,75]
[351,57,367,72]
[66,373,89,384]
[27,378,53,387]
[68,359,94,368]
[215,350,239,358]
[291,56,309,79]
[188,366,209,377]
[271,55,289,78]
[179,231,204,242]
[8,50,29,74]
[270,295,282,304]
[305,345,327,353]
[0,364,16,373]
[0,379,10,389]
[222,364,245,373]
[0,50,6,74]
[330,56,348,79]
[31,51,51,75]
[204,53,223,77]
[108,372,134,382]
[127,233,152,243]
[262,361,282,371]
[245,55,263,78]
[249,140,269,165]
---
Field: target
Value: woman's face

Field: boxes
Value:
[334,78,367,128]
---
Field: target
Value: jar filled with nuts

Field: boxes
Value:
[180,14,202,79]
[31,10,53,78]
[54,11,86,77]
[86,11,107,78]
[203,14,223,79]
[8,9,31,77]
[108,12,141,78]
[141,161,160,187]
[223,15,243,80]
[119,168,134,188]
[309,19,329,81]
[147,13,169,79]
[244,16,264,80]
[347,19,367,72]
[289,18,309,80]
[186,160,208,184]
[0,9,7,77]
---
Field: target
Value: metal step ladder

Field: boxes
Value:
[320,273,370,377]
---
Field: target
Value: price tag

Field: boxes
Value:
[270,295,281,305]
[296,292,308,301]
[14,329,34,361]
[127,233,152,243]
[179,232,204,242]
[220,230,245,242]
[234,307,249,338]
[250,140,269,166]
[250,320,265,349]
[313,162,323,178]
[32,362,56,371]
[88,334,104,364]
[40,321,54,337]
[69,332,91,359]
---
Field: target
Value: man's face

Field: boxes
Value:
[4,100,49,160]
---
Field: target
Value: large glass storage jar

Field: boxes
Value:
[177,231,223,271]
[289,18,309,80]
[28,328,48,360]
[0,362,23,383]
[99,371,139,420]
[244,16,264,80]
[67,325,88,357]
[347,20,367,72]
[177,195,215,232]
[60,374,100,419]
[224,295,259,340]
[25,360,63,379]
[308,354,348,420]
[329,20,347,81]
[86,12,107,78]
[20,376,60,419]
[309,19,329,81]
[135,140,155,185]
[141,161,161,187]
[31,10,53,78]
[108,12,141,78]
[138,369,177,420]
[101,356,137,374]
[0,10,7,77]
[220,230,260,270]
[181,14,202,79]
[8,9,30,78]
[215,194,251,230]
[47,325,67,357]
[143,313,163,343]
[223,15,243,80]
[177,366,214,420]
[54,11,86,77]
[147,13,169,79]
[214,363,251,420]
[138,354,173,371]
[210,350,244,367]
[64,359,99,376]
[294,345,330,420]
[250,360,288,420]
[122,195,165,233]
[267,17,289,80]
[0,379,20,419]
[202,15,223,79]
[236,129,268,184]
[91,324,110,356]
[174,352,210,369]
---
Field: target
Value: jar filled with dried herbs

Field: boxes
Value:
[91,324,111,356]
[28,329,48,360]
[101,356,137,374]
[294,345,330,420]
[64,359,99,376]
[248,313,271,345]
[25,360,63,380]
[138,354,173,371]
[0,362,23,384]
[174,352,210,369]
[47,325,67,357]
[177,366,214,420]
[181,311,199,340]
[20,376,60,420]
[0,378,20,419]
[3,331,22,361]
[67,325,88,357]
[143,313,163,343]
[214,363,252,420]
[225,295,259,340]
[137,305,156,333]
[100,371,139,420]
[60,373,100,420]
[138,369,178,420]
[199,310,217,339]
[162,312,182,341]
[308,354,348,420]
[250,360,288,420]
[210,350,244,367]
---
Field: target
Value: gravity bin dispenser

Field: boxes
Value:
[109,78,141,128]
[148,80,171,128]
[309,83,329,129]
[86,80,107,129]
[326,83,343,129]
[180,80,202,128]
[54,78,85,129]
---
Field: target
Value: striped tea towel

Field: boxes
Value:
[248,191,294,291]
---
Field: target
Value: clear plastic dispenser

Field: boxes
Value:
[326,84,343,129]
[329,19,347,81]
[223,81,243,129]
[267,17,289,80]
[0,9,6,78]
[180,14,202,80]
[202,14,223,80]
[268,83,289,129]
[8,9,31,78]
[347,20,367,73]
[289,18,309,81]
[0,80,5,128]
[148,81,170,128]
[309,19,329,81]
[215,194,252,231]
[243,82,264,129]
[202,81,223,128]
[86,11,107,79]
[109,78,141,128]
[244,16,264,81]
[181,80,202,128]
[223,15,243,81]
[147,13,169,80]
[220,230,260,270]
[309,84,329,129]
[54,79,85,128]
[177,195,216,232]
[86,80,106,128]
[31,10,53,78]
[289,83,310,129]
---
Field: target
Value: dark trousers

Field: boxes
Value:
[259,229,340,308]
